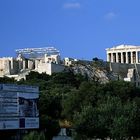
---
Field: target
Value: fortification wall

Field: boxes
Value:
[51,63,65,74]
[36,63,65,75]
[109,62,140,79]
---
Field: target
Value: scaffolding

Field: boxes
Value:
[15,47,60,59]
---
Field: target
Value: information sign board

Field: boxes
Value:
[0,84,39,130]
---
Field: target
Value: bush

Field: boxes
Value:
[23,131,45,140]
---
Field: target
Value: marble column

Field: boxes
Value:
[126,52,128,63]
[131,52,133,64]
[121,52,124,63]
[23,60,26,70]
[107,53,110,62]
[111,53,113,62]
[116,52,118,63]
[136,51,138,63]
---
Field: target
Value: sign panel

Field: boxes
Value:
[0,118,39,130]
[0,91,17,98]
[0,91,18,116]
[18,92,39,117]
[0,84,39,130]
[0,114,19,117]
[0,106,18,114]
[0,119,19,129]
[18,92,39,99]
[0,84,39,93]
[0,98,17,103]
[25,118,39,129]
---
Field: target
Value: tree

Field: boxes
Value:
[0,76,15,83]
[26,71,50,81]
[73,95,140,140]
[39,90,62,119]
[23,131,46,140]
[102,81,137,100]
[40,116,60,140]
[2,71,139,139]
[73,105,108,140]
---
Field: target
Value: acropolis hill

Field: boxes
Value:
[1,45,140,87]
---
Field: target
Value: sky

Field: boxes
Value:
[1,0,140,60]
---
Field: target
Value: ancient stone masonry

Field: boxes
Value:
[0,47,65,80]
[106,45,140,87]
[106,45,140,64]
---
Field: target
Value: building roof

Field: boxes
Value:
[15,47,60,59]
[115,45,138,49]
[106,44,140,51]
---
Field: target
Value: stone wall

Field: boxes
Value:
[51,63,65,74]
[109,62,140,79]
[37,62,52,75]
[0,59,10,76]
[36,63,65,75]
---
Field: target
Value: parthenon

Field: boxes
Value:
[106,45,140,64]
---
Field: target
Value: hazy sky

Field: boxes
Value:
[1,0,140,60]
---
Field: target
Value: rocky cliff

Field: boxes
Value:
[68,60,121,84]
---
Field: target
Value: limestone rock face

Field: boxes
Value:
[70,60,118,84]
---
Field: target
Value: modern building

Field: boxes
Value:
[106,45,140,64]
